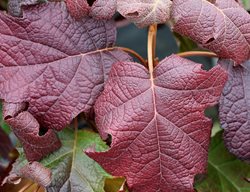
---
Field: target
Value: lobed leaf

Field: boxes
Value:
[219,59,250,161]
[196,131,250,192]
[172,0,250,64]
[87,55,228,192]
[7,0,47,17]
[117,0,172,28]
[65,0,90,19]
[90,0,117,20]
[3,102,61,161]
[66,0,117,20]
[4,129,113,192]
[0,2,131,132]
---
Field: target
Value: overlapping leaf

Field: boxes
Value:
[3,102,61,161]
[0,2,131,132]
[117,0,172,28]
[65,0,90,19]
[66,0,117,19]
[196,131,250,192]
[7,0,47,16]
[219,59,250,161]
[87,55,227,192]
[172,0,250,64]
[90,0,117,20]
[4,129,114,192]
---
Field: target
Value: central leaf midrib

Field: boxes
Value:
[1,33,117,67]
[70,131,97,191]
[150,74,164,185]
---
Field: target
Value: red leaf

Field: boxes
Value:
[90,0,117,20]
[3,161,51,187]
[0,2,131,131]
[3,102,61,161]
[7,0,46,17]
[117,0,172,28]
[66,0,117,20]
[172,0,250,64]
[65,0,90,19]
[219,59,250,161]
[86,55,228,192]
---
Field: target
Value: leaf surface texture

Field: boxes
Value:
[87,55,228,192]
[5,129,111,192]
[172,0,250,64]
[117,0,172,27]
[219,59,250,160]
[0,2,131,131]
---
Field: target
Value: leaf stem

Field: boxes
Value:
[177,51,217,58]
[147,24,158,74]
[114,47,147,66]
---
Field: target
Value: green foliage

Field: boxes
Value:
[196,131,250,192]
[0,103,10,134]
[14,128,120,192]
[242,0,250,10]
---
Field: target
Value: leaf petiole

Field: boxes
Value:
[177,51,217,58]
[147,24,158,74]
[114,47,147,66]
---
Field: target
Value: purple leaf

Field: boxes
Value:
[172,0,250,64]
[0,2,131,131]
[90,0,117,20]
[3,161,51,187]
[117,0,172,28]
[87,55,228,192]
[65,0,90,19]
[8,0,47,17]
[66,0,117,20]
[219,59,250,161]
[3,102,61,161]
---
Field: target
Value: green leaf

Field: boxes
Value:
[196,131,250,192]
[242,0,250,10]
[173,32,197,52]
[104,177,128,192]
[11,128,113,192]
[0,103,10,134]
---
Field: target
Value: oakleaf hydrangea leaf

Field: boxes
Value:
[117,0,172,28]
[66,0,116,20]
[219,59,250,161]
[172,0,250,64]
[87,55,228,192]
[65,0,90,19]
[8,0,47,17]
[196,131,250,192]
[3,102,61,161]
[6,129,113,192]
[0,2,131,132]
[18,162,52,187]
[90,0,117,20]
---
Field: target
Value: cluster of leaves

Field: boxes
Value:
[0,0,250,191]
